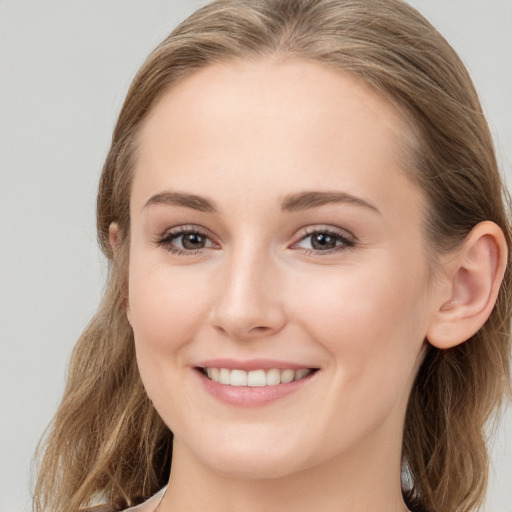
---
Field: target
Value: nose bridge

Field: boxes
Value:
[210,240,285,339]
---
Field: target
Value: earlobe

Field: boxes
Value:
[427,221,507,349]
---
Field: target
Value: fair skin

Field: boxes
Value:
[111,59,506,512]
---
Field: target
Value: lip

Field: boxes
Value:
[194,359,319,407]
[195,358,315,371]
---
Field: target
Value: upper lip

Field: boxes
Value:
[195,358,318,371]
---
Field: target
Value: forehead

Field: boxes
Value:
[137,58,410,154]
[132,58,422,219]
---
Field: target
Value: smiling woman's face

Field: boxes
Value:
[126,59,439,480]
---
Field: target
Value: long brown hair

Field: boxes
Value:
[33,1,511,511]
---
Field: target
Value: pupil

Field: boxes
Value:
[182,233,205,249]
[311,233,336,250]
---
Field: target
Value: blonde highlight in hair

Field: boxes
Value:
[34,1,511,511]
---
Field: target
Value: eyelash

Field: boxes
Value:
[294,227,356,255]
[156,225,356,256]
[156,226,215,256]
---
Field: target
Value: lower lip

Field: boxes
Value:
[195,369,317,407]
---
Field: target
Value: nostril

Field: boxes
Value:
[212,323,275,338]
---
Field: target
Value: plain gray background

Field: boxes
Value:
[1,1,511,511]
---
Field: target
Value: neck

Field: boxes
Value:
[160,424,409,512]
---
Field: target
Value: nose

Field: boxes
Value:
[209,250,286,340]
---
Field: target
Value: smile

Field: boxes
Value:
[201,367,314,387]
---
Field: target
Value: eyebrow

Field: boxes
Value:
[144,191,217,212]
[143,190,380,214]
[281,191,380,214]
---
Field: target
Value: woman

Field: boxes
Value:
[33,1,511,511]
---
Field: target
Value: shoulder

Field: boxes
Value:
[79,486,166,512]
[122,486,167,512]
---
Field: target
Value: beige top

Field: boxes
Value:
[122,487,167,512]
[80,487,167,512]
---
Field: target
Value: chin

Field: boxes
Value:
[203,449,307,480]
[178,426,316,480]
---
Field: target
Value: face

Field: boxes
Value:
[127,59,438,479]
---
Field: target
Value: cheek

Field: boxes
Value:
[127,260,210,398]
[289,254,429,385]
[129,256,208,338]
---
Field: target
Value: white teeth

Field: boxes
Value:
[204,367,313,386]
[294,368,310,381]
[266,368,281,386]
[230,369,248,387]
[280,369,295,383]
[219,368,231,385]
[247,370,267,387]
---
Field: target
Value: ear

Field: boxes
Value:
[108,222,132,325]
[426,221,507,349]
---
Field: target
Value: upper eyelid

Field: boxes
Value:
[296,225,356,242]
[160,224,214,239]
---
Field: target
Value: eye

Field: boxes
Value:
[157,226,217,255]
[293,227,355,254]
